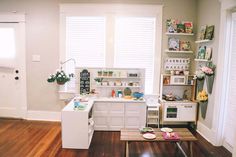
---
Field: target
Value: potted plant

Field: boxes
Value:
[201,62,216,94]
[97,70,102,76]
[103,71,108,76]
[94,78,103,85]
[108,71,113,77]
[197,90,208,119]
[47,69,73,85]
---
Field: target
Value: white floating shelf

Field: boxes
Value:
[165,32,194,36]
[194,59,210,62]
[195,39,212,43]
[96,85,141,88]
[165,50,193,54]
[95,76,140,79]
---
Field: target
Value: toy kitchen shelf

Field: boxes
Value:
[159,74,197,124]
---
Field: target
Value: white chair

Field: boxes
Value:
[144,95,160,128]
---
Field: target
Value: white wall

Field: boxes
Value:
[0,0,197,111]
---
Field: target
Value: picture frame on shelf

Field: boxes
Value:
[198,46,206,59]
[205,47,212,60]
[205,25,214,40]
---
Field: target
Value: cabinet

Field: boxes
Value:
[93,101,146,130]
[61,100,94,149]
[162,102,197,122]
[160,74,197,123]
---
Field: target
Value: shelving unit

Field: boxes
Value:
[61,100,94,149]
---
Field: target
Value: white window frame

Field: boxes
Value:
[60,4,163,94]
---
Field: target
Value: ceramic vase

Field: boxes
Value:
[206,75,214,94]
[197,78,204,92]
[199,101,208,119]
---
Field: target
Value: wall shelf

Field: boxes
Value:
[165,50,193,54]
[95,76,141,79]
[96,85,141,88]
[195,39,212,44]
[165,32,194,36]
[194,59,211,62]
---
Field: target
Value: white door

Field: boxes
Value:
[223,12,236,152]
[0,14,27,118]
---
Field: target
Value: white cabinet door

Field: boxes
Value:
[179,104,196,121]
[109,103,124,130]
[93,102,109,130]
[125,103,146,128]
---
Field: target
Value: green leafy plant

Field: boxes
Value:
[47,70,73,85]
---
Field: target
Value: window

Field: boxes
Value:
[60,4,162,94]
[0,26,16,68]
[114,17,156,94]
[66,16,106,68]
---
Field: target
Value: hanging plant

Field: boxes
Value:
[194,70,205,92]
[47,69,74,85]
[201,62,216,94]
[197,90,208,119]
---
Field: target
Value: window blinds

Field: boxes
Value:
[114,17,156,94]
[66,16,106,68]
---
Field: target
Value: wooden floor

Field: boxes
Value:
[0,119,232,157]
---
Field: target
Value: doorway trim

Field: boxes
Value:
[0,13,27,119]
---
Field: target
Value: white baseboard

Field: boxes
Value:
[223,140,233,153]
[197,121,213,143]
[27,110,61,122]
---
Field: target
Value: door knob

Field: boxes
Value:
[15,76,19,80]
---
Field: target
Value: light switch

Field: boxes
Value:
[32,55,40,62]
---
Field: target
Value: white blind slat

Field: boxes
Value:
[114,17,156,94]
[66,16,105,68]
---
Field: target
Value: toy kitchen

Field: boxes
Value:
[60,67,147,149]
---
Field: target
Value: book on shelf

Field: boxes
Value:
[199,25,207,40]
[184,21,193,34]
[166,19,179,33]
[180,41,191,51]
[168,38,180,51]
[205,47,212,60]
[177,23,185,33]
[197,46,206,59]
[205,25,214,40]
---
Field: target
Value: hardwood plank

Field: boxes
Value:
[0,119,232,157]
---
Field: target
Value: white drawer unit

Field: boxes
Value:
[93,101,146,131]
[162,102,197,122]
